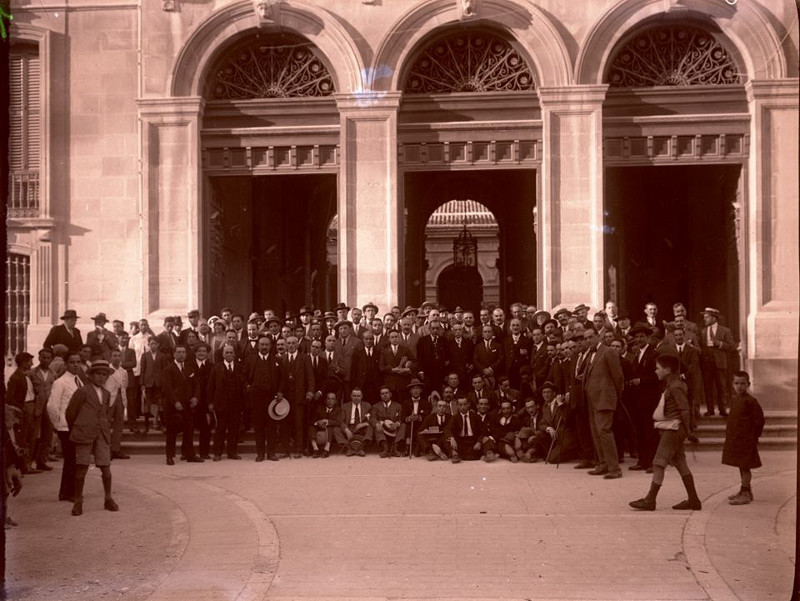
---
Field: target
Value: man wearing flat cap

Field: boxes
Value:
[700,308,735,417]
[66,359,119,516]
[44,309,84,354]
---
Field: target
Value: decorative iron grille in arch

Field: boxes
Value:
[607,25,744,88]
[208,36,335,100]
[404,30,535,94]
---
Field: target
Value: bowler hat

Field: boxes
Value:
[420,301,437,311]
[543,318,559,329]
[334,302,350,312]
[574,304,589,312]
[401,305,418,318]
[268,397,291,421]
[362,301,379,313]
[265,316,281,327]
[87,359,113,374]
[407,378,424,390]
[541,381,556,392]
[61,309,79,320]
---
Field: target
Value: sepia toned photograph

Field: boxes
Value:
[2,0,798,599]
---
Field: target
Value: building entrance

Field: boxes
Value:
[604,164,741,334]
[207,174,337,315]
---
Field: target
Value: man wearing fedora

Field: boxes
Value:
[66,359,119,516]
[86,313,118,361]
[44,309,84,354]
[700,308,735,417]
[401,378,430,455]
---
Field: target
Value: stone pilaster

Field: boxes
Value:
[538,85,607,312]
[335,92,402,313]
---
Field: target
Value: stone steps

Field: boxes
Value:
[115,412,797,455]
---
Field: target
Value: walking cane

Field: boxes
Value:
[408,417,414,459]
[545,413,563,464]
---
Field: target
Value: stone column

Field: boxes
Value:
[538,85,608,312]
[335,92,402,313]
[745,80,799,407]
[137,97,204,318]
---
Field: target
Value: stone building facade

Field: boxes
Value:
[6,0,799,407]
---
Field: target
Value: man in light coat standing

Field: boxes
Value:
[582,328,624,479]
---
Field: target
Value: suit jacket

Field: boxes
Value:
[447,337,475,383]
[529,342,550,391]
[178,327,201,346]
[631,345,659,407]
[86,329,118,361]
[66,384,112,444]
[333,335,363,383]
[30,366,56,416]
[379,345,414,393]
[416,335,450,389]
[504,335,533,383]
[307,353,328,398]
[466,387,491,410]
[700,324,736,369]
[193,359,213,407]
[670,343,705,406]
[278,353,314,406]
[120,347,137,384]
[161,361,198,414]
[353,346,382,400]
[140,350,168,388]
[445,410,480,440]
[156,330,179,358]
[473,339,504,377]
[490,388,520,412]
[6,369,30,409]
[401,397,431,425]
[206,361,245,413]
[312,404,341,429]
[418,411,449,436]
[339,401,372,430]
[43,324,83,353]
[583,343,624,411]
[491,413,521,442]
[370,400,403,428]
[240,338,261,363]
[398,332,420,359]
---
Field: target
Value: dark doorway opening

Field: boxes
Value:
[207,174,337,315]
[404,170,537,312]
[604,164,741,333]
[437,265,484,315]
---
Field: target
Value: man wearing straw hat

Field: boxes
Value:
[65,359,119,516]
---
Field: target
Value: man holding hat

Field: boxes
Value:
[65,359,119,516]
[335,387,372,456]
[700,308,735,417]
[44,309,84,353]
[401,378,430,455]
[371,386,405,457]
[86,313,118,361]
[276,336,314,457]
[310,392,340,458]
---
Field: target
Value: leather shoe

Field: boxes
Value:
[112,452,131,460]
[629,497,656,511]
[588,467,608,476]
[703,411,715,417]
[312,450,321,458]
[322,450,329,458]
[104,498,120,512]
[186,456,204,463]
[36,463,54,471]
[228,454,242,460]
[255,455,265,462]
[201,454,211,460]
[290,453,302,459]
[71,501,83,516]
[719,410,728,418]
[603,471,623,480]
[451,454,462,464]
[687,434,700,443]
[672,499,702,510]
[357,449,366,457]
[574,460,594,469]
[166,457,175,466]
[628,464,646,471]
[212,455,222,462]
[268,454,279,461]
[58,494,75,503]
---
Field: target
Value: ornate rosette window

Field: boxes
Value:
[607,25,743,88]
[404,30,535,94]
[208,35,335,99]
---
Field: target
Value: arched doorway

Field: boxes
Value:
[437,265,484,315]
[201,32,340,314]
[601,20,746,335]
[398,26,540,310]
[424,200,499,311]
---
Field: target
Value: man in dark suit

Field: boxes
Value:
[627,323,660,472]
[333,321,363,400]
[354,331,382,405]
[416,320,449,393]
[397,317,420,359]
[491,376,521,414]
[65,359,118,516]
[700,308,735,417]
[156,317,179,361]
[371,386,405,457]
[473,324,504,388]
[401,378,430,454]
[207,343,246,461]
[669,326,704,440]
[334,387,372,456]
[240,320,261,363]
[7,352,38,473]
[277,336,314,457]
[178,309,202,346]
[379,330,414,400]
[139,337,167,433]
[466,373,491,410]
[161,345,201,465]
[245,336,281,461]
[43,309,83,354]
[307,339,328,406]
[529,327,550,396]
[446,323,474,385]
[309,392,340,457]
[417,397,450,460]
[442,397,481,462]
[503,318,533,390]
[117,333,139,432]
[86,313,118,361]
[192,343,214,459]
[583,328,624,479]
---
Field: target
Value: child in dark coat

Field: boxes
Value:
[722,371,765,505]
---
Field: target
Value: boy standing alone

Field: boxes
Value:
[723,371,765,505]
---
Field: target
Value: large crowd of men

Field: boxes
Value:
[10,299,738,482]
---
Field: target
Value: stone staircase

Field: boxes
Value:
[116,411,797,456]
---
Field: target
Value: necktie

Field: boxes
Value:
[367,348,371,357]
[486,340,490,351]
[439,415,444,426]
[289,354,294,366]
[74,376,81,389]
[178,363,183,374]
[355,404,360,424]
[227,364,233,373]
[392,346,397,356]
[328,352,332,362]
[313,356,318,368]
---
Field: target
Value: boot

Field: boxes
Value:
[379,441,389,458]
[727,487,744,500]
[673,474,702,510]
[629,482,660,511]
[729,489,752,505]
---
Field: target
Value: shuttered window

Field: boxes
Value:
[9,44,41,217]
[5,254,30,361]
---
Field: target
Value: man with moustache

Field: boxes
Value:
[503,318,532,390]
[246,336,281,462]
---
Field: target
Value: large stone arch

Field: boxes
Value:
[370,0,572,91]
[575,0,790,85]
[170,0,366,97]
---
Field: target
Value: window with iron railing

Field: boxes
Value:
[5,254,31,362]
[9,43,41,219]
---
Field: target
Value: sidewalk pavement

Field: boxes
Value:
[4,449,796,601]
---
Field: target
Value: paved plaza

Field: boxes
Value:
[4,450,796,601]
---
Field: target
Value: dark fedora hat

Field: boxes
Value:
[362,301,379,313]
[407,378,424,390]
[629,323,654,336]
[91,312,109,324]
[61,309,79,320]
